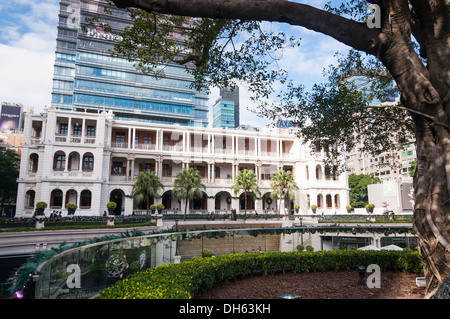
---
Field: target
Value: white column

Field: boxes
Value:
[208,133,211,154]
[126,159,130,181]
[232,135,235,155]
[67,117,72,143]
[128,127,132,149]
[81,118,86,143]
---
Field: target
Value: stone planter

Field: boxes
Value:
[107,216,115,226]
[35,215,45,229]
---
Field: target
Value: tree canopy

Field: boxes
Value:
[172,168,206,219]
[0,149,20,215]
[348,173,381,208]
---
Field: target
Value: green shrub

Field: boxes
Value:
[107,202,117,210]
[296,244,304,252]
[202,248,214,258]
[97,250,423,299]
[35,201,47,209]
[156,204,165,211]
[305,245,314,252]
[65,203,77,210]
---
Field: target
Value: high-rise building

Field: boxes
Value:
[212,87,240,129]
[51,0,208,127]
[212,99,236,129]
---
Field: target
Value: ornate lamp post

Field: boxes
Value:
[358,265,366,285]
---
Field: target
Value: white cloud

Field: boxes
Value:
[0,0,58,112]
[0,43,54,111]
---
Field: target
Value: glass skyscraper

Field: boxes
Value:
[51,0,209,127]
[213,99,235,129]
[212,87,240,129]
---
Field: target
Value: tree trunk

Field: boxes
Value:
[184,197,188,221]
[278,196,283,215]
[375,1,450,298]
[412,114,450,298]
[244,190,247,220]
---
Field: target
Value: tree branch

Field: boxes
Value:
[111,0,385,56]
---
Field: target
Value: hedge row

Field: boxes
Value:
[97,250,422,299]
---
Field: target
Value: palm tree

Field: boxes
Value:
[130,171,164,214]
[270,170,299,214]
[231,169,260,220]
[172,168,206,220]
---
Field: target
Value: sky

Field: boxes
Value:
[0,0,350,128]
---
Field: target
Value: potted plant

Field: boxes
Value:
[156,203,165,213]
[106,201,117,215]
[310,205,317,214]
[365,203,375,213]
[150,204,157,214]
[294,205,300,214]
[346,205,352,213]
[35,201,47,216]
[65,203,77,215]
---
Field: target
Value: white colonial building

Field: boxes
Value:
[16,108,349,217]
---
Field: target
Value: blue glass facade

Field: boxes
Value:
[51,0,208,127]
[213,99,236,129]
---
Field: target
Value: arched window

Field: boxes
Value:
[80,190,92,208]
[65,189,77,206]
[29,154,39,173]
[25,190,36,208]
[317,194,323,208]
[53,151,66,171]
[50,189,63,208]
[305,165,309,180]
[326,194,332,208]
[334,194,340,208]
[82,153,94,172]
[325,166,331,180]
[68,152,80,171]
[315,165,322,180]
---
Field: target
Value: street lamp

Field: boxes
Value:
[358,265,366,285]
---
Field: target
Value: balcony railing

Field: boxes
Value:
[70,134,82,143]
[237,150,256,156]
[260,151,277,157]
[162,144,183,152]
[191,146,208,153]
[213,148,233,155]
[135,143,156,150]
[30,137,42,145]
[111,141,128,149]
[84,136,96,144]
[55,134,67,142]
